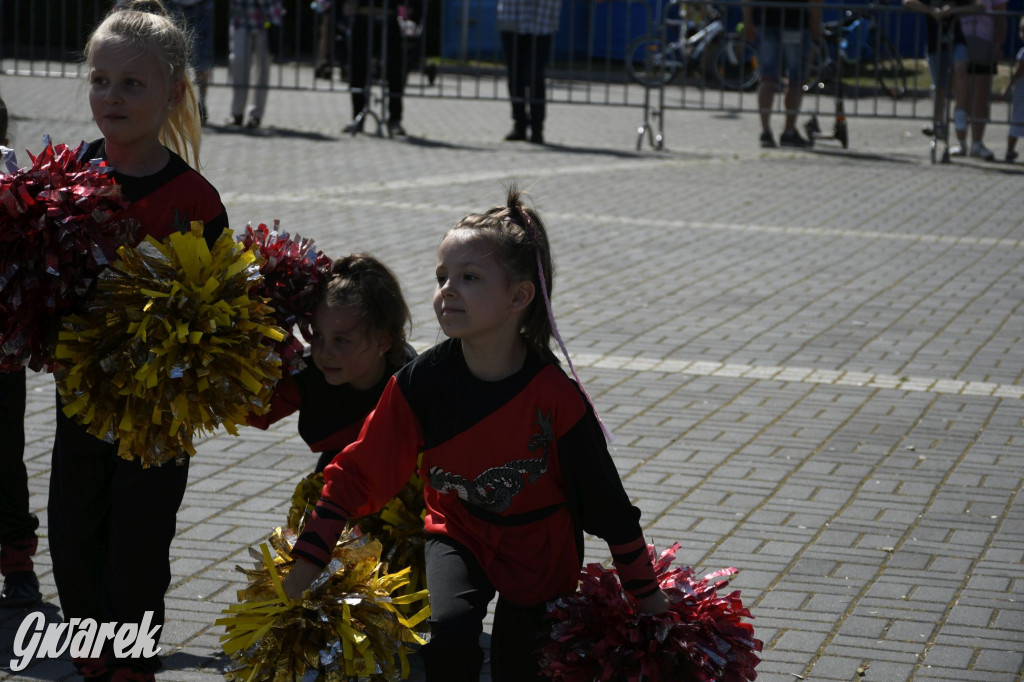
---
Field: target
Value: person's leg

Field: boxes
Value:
[489,596,549,682]
[780,33,807,138]
[525,34,552,143]
[228,23,251,123]
[249,28,271,124]
[386,16,406,125]
[49,402,118,676]
[952,47,970,150]
[102,457,189,675]
[757,30,781,143]
[348,16,370,123]
[419,535,493,682]
[502,31,529,138]
[969,71,992,149]
[0,369,40,607]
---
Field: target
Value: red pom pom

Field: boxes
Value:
[0,140,136,372]
[238,221,332,368]
[540,543,762,682]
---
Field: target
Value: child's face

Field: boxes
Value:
[88,39,183,152]
[433,230,528,344]
[309,301,390,389]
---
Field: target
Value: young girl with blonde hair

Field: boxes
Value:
[48,2,227,679]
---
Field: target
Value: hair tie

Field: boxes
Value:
[513,206,614,443]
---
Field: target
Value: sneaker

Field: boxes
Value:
[1007,150,1019,163]
[0,572,41,608]
[504,126,528,142]
[245,116,260,129]
[342,120,364,135]
[759,130,776,148]
[387,120,406,137]
[949,142,966,157]
[969,141,995,161]
[224,114,243,127]
[779,128,810,148]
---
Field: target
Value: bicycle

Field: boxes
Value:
[625,4,760,91]
[804,5,907,99]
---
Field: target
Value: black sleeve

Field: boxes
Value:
[560,405,644,546]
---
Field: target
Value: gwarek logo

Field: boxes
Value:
[9,611,161,672]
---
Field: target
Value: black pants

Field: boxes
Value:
[419,534,549,682]
[501,32,552,134]
[49,399,189,674]
[349,13,406,123]
[0,369,39,574]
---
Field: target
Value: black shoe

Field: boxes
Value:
[224,114,243,127]
[530,129,544,145]
[759,130,776,148]
[1,572,41,608]
[343,120,364,135]
[504,126,528,142]
[779,129,810,148]
[245,116,260,129]
[387,120,406,137]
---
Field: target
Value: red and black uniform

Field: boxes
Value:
[294,338,658,681]
[247,344,417,473]
[48,139,227,678]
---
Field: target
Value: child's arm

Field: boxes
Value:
[246,369,302,429]
[283,379,423,599]
[560,406,668,611]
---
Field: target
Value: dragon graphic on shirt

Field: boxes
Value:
[429,408,553,513]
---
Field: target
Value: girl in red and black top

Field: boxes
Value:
[283,187,669,682]
[47,3,227,681]
[248,253,416,474]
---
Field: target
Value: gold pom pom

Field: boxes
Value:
[217,527,430,681]
[54,223,287,466]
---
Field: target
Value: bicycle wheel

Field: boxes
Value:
[625,34,678,87]
[874,35,906,99]
[711,35,759,91]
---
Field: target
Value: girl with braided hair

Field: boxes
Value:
[283,186,668,681]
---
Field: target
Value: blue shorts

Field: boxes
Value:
[759,27,810,82]
[170,0,215,71]
[926,43,968,89]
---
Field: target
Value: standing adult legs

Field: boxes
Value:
[489,596,549,682]
[228,24,254,124]
[524,34,552,143]
[502,31,530,138]
[248,28,271,125]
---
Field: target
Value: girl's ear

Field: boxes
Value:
[510,280,535,313]
[375,330,394,357]
[168,78,186,110]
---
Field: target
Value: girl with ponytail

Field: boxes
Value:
[47,2,227,679]
[283,186,669,681]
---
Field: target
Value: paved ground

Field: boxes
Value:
[0,69,1022,682]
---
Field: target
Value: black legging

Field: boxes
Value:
[49,401,189,674]
[501,32,552,134]
[349,12,406,123]
[419,534,550,682]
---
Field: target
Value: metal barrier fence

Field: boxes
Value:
[1,0,1020,148]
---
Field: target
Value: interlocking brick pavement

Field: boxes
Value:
[0,69,1022,681]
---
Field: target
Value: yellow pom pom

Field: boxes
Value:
[54,226,286,467]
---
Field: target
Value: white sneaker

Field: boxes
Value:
[969,142,995,161]
[949,143,966,157]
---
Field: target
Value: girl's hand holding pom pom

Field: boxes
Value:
[281,557,318,601]
[636,587,670,614]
